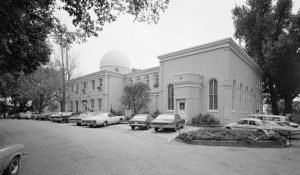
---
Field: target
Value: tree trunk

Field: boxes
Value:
[268,81,279,115]
[284,96,293,115]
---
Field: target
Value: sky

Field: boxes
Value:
[53,0,300,76]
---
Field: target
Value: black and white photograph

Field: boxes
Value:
[1,0,300,174]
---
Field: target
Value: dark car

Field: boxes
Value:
[150,114,185,132]
[129,114,153,130]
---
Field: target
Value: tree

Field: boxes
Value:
[0,0,169,77]
[15,66,59,113]
[121,82,150,115]
[232,0,300,115]
[51,52,78,112]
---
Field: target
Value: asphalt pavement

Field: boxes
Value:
[0,119,300,175]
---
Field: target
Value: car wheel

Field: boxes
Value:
[103,121,108,127]
[131,126,135,130]
[145,125,150,130]
[154,128,159,132]
[173,125,177,132]
[119,118,123,124]
[4,156,19,175]
[225,127,231,130]
[76,123,81,126]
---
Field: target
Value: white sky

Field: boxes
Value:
[52,0,300,76]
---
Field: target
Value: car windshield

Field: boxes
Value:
[132,115,147,120]
[156,115,174,120]
[276,122,286,126]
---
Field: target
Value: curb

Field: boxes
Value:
[175,139,289,148]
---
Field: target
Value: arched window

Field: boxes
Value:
[209,79,218,110]
[239,83,243,112]
[232,80,236,111]
[168,84,174,110]
[153,73,159,88]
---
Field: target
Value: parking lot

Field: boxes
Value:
[1,119,300,175]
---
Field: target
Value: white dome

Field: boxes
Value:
[100,51,131,73]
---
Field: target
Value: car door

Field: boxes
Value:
[107,113,116,124]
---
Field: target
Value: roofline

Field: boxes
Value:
[126,66,160,77]
[71,70,125,82]
[157,37,263,75]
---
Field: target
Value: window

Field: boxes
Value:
[76,84,79,93]
[179,102,185,110]
[232,80,236,111]
[145,75,150,87]
[153,73,159,88]
[91,80,95,90]
[239,83,243,112]
[168,84,174,110]
[98,78,103,91]
[115,68,119,72]
[70,101,73,111]
[82,82,87,93]
[209,79,218,110]
[71,85,74,93]
[98,99,102,111]
[90,99,94,111]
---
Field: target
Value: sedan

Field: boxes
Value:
[0,144,25,175]
[267,121,300,137]
[82,113,124,127]
[129,114,153,130]
[69,112,95,126]
[50,112,63,122]
[150,114,185,132]
[224,118,274,135]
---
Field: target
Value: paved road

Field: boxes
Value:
[0,119,300,175]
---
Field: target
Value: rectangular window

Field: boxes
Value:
[76,84,79,93]
[70,101,73,111]
[179,102,185,110]
[90,99,94,111]
[91,80,95,90]
[98,98,102,111]
[71,85,74,93]
[98,78,103,91]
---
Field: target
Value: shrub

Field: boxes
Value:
[191,113,220,126]
[152,110,161,118]
[176,128,286,143]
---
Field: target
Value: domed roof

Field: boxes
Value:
[100,51,131,70]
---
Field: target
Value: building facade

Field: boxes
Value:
[66,38,263,124]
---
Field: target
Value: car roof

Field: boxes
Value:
[239,118,262,122]
[249,114,286,118]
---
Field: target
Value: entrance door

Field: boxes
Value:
[177,100,186,121]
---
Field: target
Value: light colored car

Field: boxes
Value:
[150,114,185,132]
[249,114,299,128]
[0,144,25,175]
[266,121,300,137]
[82,113,124,127]
[129,114,153,130]
[19,111,32,120]
[50,112,63,122]
[224,118,274,135]
[69,112,95,126]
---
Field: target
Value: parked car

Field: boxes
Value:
[0,144,25,175]
[82,112,124,127]
[129,114,153,130]
[69,112,94,126]
[50,112,63,122]
[36,112,51,120]
[249,114,299,128]
[19,111,32,119]
[150,114,185,132]
[224,118,274,135]
[7,113,19,119]
[31,112,39,120]
[266,121,300,137]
